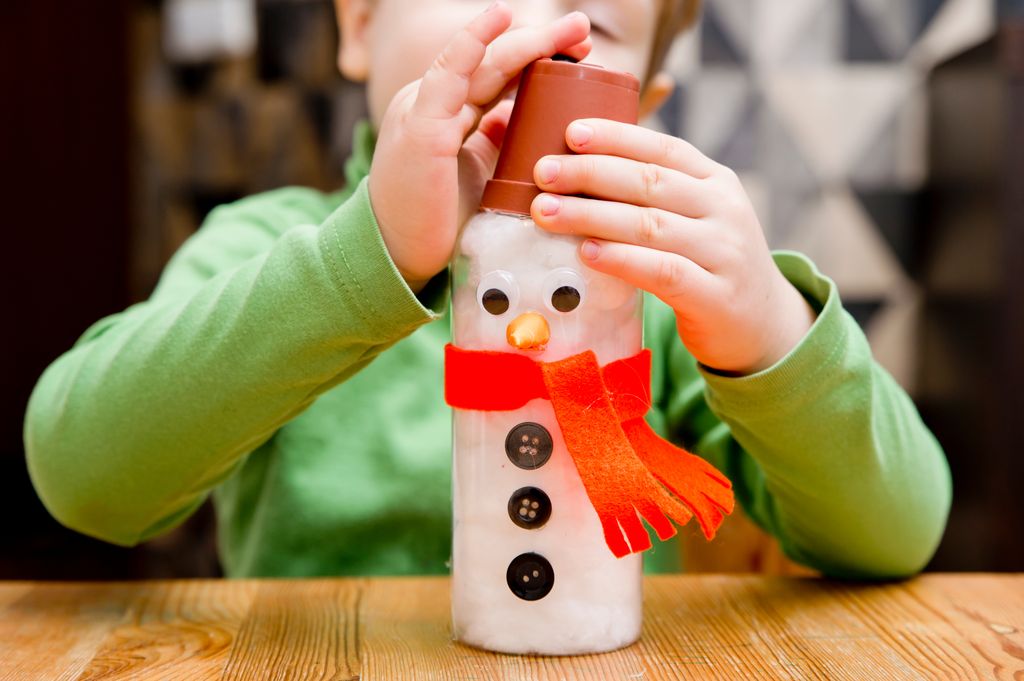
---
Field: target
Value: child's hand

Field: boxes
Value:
[369,2,591,292]
[530,120,817,375]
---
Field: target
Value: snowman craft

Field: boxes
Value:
[446,58,736,656]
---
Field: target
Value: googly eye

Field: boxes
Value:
[551,285,582,313]
[477,270,519,316]
[543,268,586,314]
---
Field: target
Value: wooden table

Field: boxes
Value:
[1,575,1021,680]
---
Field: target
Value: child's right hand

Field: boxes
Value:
[368,1,592,292]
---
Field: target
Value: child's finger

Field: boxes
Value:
[471,99,516,149]
[530,194,718,268]
[466,11,592,107]
[566,119,719,180]
[412,2,514,120]
[534,153,710,218]
[461,99,515,174]
[578,239,712,307]
[559,34,593,62]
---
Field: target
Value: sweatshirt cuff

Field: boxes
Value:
[318,178,448,337]
[698,251,849,415]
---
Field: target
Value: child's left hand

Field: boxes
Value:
[530,119,817,376]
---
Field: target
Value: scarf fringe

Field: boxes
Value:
[623,418,735,541]
[539,350,735,558]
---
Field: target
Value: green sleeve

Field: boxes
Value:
[652,251,951,579]
[24,179,446,547]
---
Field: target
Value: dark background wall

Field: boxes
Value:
[920,23,1024,570]
[0,1,140,578]
[0,0,1021,579]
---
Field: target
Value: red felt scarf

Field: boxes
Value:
[445,344,735,558]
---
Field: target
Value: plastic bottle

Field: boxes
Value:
[448,58,645,655]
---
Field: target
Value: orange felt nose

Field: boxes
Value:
[507,312,550,351]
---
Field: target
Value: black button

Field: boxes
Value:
[504,423,553,469]
[506,553,555,601]
[507,487,552,529]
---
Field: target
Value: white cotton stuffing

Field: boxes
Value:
[450,211,646,655]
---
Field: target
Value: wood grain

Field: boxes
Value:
[0,575,1020,680]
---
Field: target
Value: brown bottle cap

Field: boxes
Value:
[481,58,640,216]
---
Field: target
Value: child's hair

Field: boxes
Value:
[645,0,701,85]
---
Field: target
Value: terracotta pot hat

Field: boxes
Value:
[481,57,640,216]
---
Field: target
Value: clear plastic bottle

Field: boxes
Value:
[447,58,645,655]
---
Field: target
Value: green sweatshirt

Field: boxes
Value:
[25,122,951,579]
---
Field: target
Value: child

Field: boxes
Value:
[24,0,951,578]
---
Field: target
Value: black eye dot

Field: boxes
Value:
[551,286,581,313]
[482,288,510,315]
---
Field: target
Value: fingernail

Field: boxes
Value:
[581,240,601,260]
[538,194,561,216]
[537,158,560,185]
[568,122,593,147]
[485,1,502,13]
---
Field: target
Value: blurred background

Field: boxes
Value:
[0,0,1021,579]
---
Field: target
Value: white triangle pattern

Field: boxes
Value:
[853,0,919,57]
[761,66,921,183]
[752,0,843,66]
[780,189,910,298]
[707,0,753,56]
[907,0,996,70]
[866,284,922,392]
[684,69,752,159]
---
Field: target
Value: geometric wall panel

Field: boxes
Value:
[750,0,844,65]
[779,190,911,299]
[761,67,920,185]
[659,0,997,392]
[909,0,997,69]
